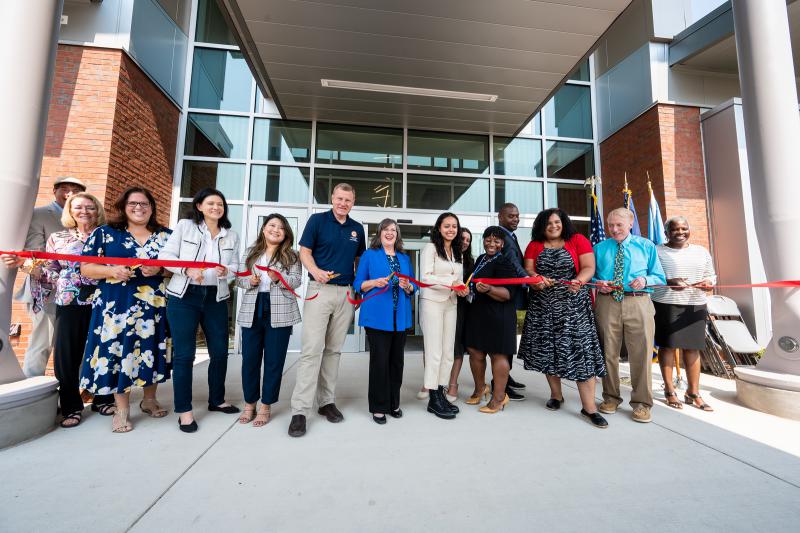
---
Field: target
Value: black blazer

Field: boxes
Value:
[499,227,528,310]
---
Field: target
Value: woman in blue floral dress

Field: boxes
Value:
[79,187,172,433]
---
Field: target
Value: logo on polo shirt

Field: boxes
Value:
[350,230,358,242]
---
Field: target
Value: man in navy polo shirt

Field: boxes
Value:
[288,183,366,437]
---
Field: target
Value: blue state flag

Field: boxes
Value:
[623,189,642,236]
[647,187,666,245]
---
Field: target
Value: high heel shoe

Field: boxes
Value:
[479,394,509,414]
[445,382,458,403]
[465,384,491,405]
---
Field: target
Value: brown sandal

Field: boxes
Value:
[664,390,683,409]
[112,408,133,433]
[685,392,714,412]
[239,404,256,424]
[253,404,271,428]
[140,399,168,418]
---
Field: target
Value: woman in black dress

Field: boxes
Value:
[518,209,607,428]
[446,227,475,403]
[464,226,517,414]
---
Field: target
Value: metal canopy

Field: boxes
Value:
[218,0,632,135]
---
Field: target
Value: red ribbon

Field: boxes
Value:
[0,250,319,300]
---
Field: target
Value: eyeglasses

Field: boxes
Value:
[127,201,151,209]
[72,206,98,211]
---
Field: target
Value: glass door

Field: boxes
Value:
[348,210,490,352]
[235,206,309,353]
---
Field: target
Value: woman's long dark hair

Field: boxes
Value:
[189,188,232,229]
[244,213,298,271]
[369,218,405,253]
[430,212,462,262]
[531,208,577,242]
[461,227,474,277]
[108,187,164,232]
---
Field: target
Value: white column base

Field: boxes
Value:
[0,376,58,449]
[735,366,800,421]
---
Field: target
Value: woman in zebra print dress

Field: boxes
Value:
[517,209,608,428]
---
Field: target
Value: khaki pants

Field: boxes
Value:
[22,302,56,378]
[420,298,457,390]
[595,293,655,409]
[290,283,354,416]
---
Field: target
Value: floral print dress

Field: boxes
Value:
[79,225,172,394]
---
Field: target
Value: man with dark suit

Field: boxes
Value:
[497,202,528,400]
[16,177,85,376]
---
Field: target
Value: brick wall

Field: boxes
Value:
[11,44,180,371]
[106,53,178,226]
[599,103,710,250]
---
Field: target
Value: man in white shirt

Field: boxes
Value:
[17,177,85,377]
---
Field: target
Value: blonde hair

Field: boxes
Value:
[61,192,106,229]
[607,207,634,222]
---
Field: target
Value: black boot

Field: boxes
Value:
[427,388,456,420]
[439,386,459,414]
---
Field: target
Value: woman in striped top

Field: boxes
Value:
[652,216,716,412]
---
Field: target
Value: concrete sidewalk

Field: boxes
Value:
[2,352,799,533]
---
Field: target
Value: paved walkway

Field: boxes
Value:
[2,352,800,533]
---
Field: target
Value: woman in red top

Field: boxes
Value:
[517,208,608,429]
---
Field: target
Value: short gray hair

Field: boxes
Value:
[664,216,690,232]
[607,207,634,222]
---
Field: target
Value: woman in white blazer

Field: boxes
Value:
[419,212,469,419]
[159,188,240,433]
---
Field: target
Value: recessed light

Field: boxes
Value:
[321,79,498,102]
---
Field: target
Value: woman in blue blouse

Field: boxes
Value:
[354,219,415,424]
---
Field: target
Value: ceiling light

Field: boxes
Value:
[320,79,498,102]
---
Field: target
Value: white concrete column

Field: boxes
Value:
[731,0,800,375]
[0,0,64,385]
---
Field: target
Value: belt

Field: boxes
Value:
[599,291,649,297]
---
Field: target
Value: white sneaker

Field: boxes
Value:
[416,390,429,400]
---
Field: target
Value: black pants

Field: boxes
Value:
[54,305,112,414]
[366,327,406,414]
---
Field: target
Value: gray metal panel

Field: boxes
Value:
[221,0,633,134]
[669,2,733,66]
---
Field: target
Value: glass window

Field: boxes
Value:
[547,182,590,217]
[315,123,402,169]
[178,201,243,234]
[568,59,590,82]
[495,180,543,214]
[313,169,401,208]
[249,165,309,203]
[181,161,245,200]
[517,113,541,136]
[252,119,311,163]
[545,141,594,180]
[189,48,253,112]
[195,0,237,45]
[407,174,489,211]
[544,84,592,139]
[493,137,542,177]
[184,113,249,159]
[407,131,489,174]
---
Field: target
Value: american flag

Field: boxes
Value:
[590,190,606,245]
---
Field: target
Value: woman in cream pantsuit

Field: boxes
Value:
[420,212,469,420]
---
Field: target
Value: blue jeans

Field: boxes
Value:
[241,292,292,405]
[167,286,230,414]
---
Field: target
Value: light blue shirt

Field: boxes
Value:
[593,234,666,292]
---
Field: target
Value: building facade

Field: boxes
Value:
[10,0,799,362]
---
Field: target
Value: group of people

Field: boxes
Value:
[3,178,717,436]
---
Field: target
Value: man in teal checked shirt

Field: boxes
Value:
[593,207,666,423]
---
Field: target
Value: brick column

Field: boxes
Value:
[10,45,180,370]
[599,103,710,250]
